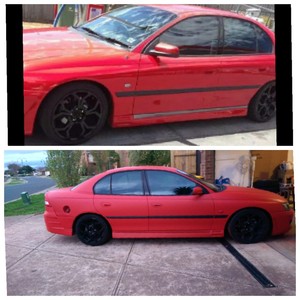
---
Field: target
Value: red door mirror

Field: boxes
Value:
[192,187,204,195]
[149,42,179,58]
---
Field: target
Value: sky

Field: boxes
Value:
[4,150,48,169]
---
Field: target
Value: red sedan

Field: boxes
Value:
[44,166,293,246]
[24,5,276,144]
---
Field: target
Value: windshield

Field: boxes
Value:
[77,5,177,49]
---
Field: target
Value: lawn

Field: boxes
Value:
[4,194,45,216]
[5,178,26,185]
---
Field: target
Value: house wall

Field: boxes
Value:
[215,151,251,187]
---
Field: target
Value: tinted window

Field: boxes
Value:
[256,26,273,53]
[146,171,197,195]
[223,18,257,54]
[94,175,111,194]
[159,16,220,56]
[111,171,144,195]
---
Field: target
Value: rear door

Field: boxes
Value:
[93,170,148,232]
[217,17,275,108]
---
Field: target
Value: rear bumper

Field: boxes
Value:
[44,210,73,236]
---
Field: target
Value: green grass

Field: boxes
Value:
[4,194,45,216]
[5,178,26,185]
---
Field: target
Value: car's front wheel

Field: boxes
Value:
[248,81,276,122]
[75,214,111,246]
[227,209,271,244]
[39,82,109,145]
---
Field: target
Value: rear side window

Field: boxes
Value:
[223,18,257,54]
[111,171,144,195]
[94,171,144,195]
[256,26,273,53]
[222,17,273,54]
[94,175,111,194]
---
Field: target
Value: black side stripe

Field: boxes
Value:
[116,85,260,98]
[107,215,228,219]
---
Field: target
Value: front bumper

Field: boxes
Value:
[271,209,294,236]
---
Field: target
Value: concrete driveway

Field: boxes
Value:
[5,214,295,296]
[25,117,276,146]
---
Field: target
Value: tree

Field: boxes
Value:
[46,151,81,187]
[128,151,170,166]
[89,150,120,173]
[7,163,21,176]
[18,165,35,175]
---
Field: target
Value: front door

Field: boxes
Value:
[145,170,214,233]
[133,16,223,122]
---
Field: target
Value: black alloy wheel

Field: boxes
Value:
[39,82,108,144]
[228,209,271,244]
[248,81,276,122]
[75,214,111,246]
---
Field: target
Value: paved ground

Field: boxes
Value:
[5,214,295,296]
[25,118,276,146]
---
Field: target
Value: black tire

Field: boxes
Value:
[227,209,271,244]
[75,214,111,246]
[39,82,109,145]
[248,81,276,122]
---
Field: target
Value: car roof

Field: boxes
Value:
[145,4,243,18]
[104,165,178,174]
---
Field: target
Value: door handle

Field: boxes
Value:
[103,203,111,207]
[152,203,162,207]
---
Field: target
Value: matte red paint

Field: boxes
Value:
[44,166,294,241]
[24,5,275,136]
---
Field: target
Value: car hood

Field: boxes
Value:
[23,27,129,69]
[221,186,286,203]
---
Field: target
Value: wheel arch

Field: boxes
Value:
[36,79,114,127]
[247,80,276,118]
[225,207,273,237]
[72,212,112,236]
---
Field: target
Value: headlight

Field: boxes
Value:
[282,203,290,211]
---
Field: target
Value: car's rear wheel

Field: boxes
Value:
[75,214,111,246]
[227,209,271,244]
[248,81,276,122]
[39,82,109,145]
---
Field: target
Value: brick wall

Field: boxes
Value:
[200,151,215,183]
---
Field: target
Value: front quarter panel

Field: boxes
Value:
[211,187,293,235]
[24,50,141,135]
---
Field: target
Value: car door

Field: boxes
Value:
[217,17,275,108]
[145,170,214,233]
[93,170,148,232]
[133,16,223,122]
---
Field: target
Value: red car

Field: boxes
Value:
[44,166,293,246]
[24,5,276,144]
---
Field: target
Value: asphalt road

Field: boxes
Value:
[4,176,56,203]
[25,116,276,146]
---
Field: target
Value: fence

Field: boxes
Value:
[22,5,54,23]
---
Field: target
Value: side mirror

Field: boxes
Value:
[149,42,179,58]
[192,186,204,196]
